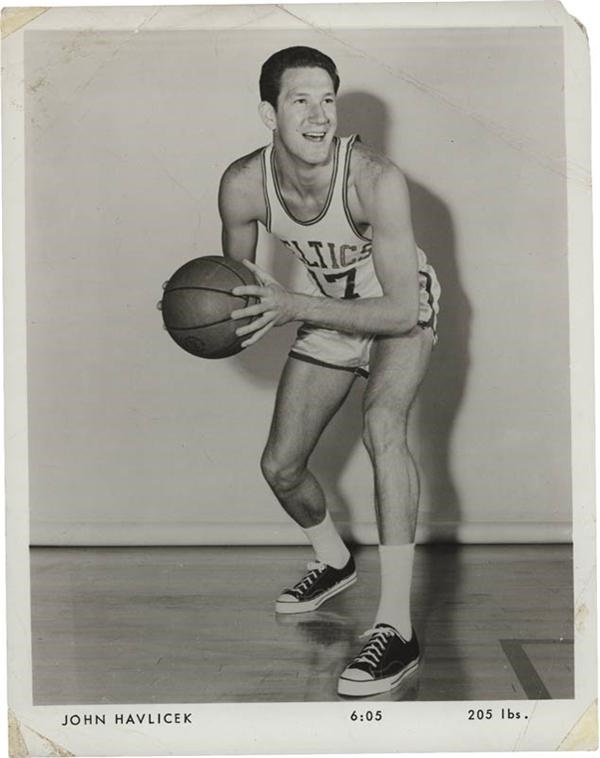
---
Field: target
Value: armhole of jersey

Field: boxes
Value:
[342,134,372,243]
[260,147,272,233]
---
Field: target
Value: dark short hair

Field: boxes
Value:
[259,46,340,109]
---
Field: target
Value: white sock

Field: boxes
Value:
[303,512,350,569]
[374,544,415,639]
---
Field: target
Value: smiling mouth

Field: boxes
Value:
[302,132,327,142]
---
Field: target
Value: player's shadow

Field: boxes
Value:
[338,92,472,687]
[338,90,471,537]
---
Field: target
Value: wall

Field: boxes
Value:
[25,25,570,545]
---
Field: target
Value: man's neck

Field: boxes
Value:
[272,134,336,196]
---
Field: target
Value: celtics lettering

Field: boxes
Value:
[282,240,372,269]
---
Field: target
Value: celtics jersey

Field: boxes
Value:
[260,134,433,302]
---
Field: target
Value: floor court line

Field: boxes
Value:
[499,639,575,700]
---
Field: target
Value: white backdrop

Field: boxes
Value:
[25,22,571,545]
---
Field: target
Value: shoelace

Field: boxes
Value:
[291,561,327,594]
[353,626,397,667]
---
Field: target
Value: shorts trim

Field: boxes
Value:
[418,323,437,349]
[418,269,440,342]
[289,350,364,375]
[290,322,436,379]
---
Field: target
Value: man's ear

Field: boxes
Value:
[258,100,277,131]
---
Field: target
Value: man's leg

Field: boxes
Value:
[261,356,358,613]
[261,356,355,529]
[338,326,433,696]
[365,327,433,627]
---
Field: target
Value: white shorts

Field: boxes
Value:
[289,268,440,377]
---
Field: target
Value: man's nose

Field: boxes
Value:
[308,103,328,123]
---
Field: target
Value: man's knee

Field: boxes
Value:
[362,402,407,458]
[260,446,305,494]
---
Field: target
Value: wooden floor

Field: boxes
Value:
[30,544,574,704]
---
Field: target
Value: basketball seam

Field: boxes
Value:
[164,285,239,296]
[209,257,253,287]
[163,291,256,331]
[167,315,234,331]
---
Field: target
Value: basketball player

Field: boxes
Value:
[219,46,440,697]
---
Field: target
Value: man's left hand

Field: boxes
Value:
[231,260,298,347]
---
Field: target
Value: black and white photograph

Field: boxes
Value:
[3,0,596,754]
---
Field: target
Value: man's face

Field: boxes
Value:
[271,66,338,165]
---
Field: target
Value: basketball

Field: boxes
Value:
[159,256,258,359]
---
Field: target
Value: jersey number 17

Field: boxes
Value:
[308,268,360,299]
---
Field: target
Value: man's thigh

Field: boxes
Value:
[365,327,434,414]
[266,356,356,462]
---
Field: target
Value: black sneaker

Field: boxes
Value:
[337,624,420,697]
[275,556,356,614]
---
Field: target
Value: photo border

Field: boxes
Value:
[3,1,595,754]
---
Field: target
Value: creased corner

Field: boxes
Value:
[558,699,598,750]
[571,15,589,41]
[8,710,30,758]
[1,7,48,39]
[8,710,76,758]
[26,728,75,756]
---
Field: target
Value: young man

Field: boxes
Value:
[218,46,440,698]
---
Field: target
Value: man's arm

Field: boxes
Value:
[218,154,262,263]
[295,158,420,334]
[232,154,420,345]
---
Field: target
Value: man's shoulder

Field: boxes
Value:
[351,139,402,180]
[350,139,404,186]
[221,148,264,191]
[219,148,266,222]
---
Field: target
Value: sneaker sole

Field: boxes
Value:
[275,572,357,615]
[336,657,420,697]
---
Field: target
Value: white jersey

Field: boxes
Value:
[260,134,434,303]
